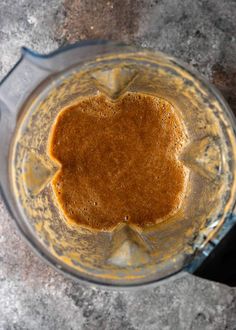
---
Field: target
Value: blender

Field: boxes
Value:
[0,41,235,288]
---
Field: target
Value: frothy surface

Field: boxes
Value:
[49,92,188,230]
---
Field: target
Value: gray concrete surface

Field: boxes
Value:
[0,0,236,329]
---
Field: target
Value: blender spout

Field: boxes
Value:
[0,49,53,115]
[0,41,121,114]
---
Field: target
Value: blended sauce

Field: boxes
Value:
[49,92,188,230]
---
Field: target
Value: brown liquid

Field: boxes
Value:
[49,92,188,230]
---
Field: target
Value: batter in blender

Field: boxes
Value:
[49,92,188,230]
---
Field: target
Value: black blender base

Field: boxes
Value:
[194,224,236,287]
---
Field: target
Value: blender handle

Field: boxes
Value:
[192,223,236,286]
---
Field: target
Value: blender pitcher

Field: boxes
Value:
[0,41,236,288]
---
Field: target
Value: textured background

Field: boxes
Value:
[0,0,236,329]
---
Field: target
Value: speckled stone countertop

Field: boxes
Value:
[0,1,236,329]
